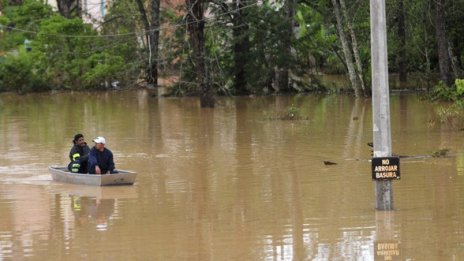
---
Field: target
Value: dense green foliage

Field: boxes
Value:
[1,0,464,96]
[0,0,137,91]
[429,79,464,102]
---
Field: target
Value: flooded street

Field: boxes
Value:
[0,90,463,260]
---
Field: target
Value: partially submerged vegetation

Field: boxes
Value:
[264,104,309,121]
[429,79,464,129]
[431,149,450,158]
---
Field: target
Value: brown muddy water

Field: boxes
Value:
[0,90,463,260]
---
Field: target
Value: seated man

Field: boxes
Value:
[69,134,90,173]
[87,136,116,174]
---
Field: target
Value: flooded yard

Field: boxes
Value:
[0,90,463,260]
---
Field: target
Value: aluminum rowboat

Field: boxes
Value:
[49,166,137,186]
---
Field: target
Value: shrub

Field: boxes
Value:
[0,50,47,92]
[429,81,457,101]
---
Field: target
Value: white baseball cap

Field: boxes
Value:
[93,136,106,144]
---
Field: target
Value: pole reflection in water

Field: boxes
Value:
[375,211,400,260]
[0,91,464,259]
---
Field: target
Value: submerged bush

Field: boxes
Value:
[264,104,309,121]
[429,79,464,102]
[436,102,464,130]
[427,79,464,129]
[429,81,457,101]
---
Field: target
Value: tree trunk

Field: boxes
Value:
[275,0,295,93]
[397,0,407,83]
[148,0,160,86]
[134,0,160,86]
[186,0,214,108]
[8,0,22,5]
[423,26,432,91]
[331,0,360,96]
[433,0,452,86]
[274,69,289,93]
[339,0,366,93]
[57,0,72,18]
[134,0,150,34]
[448,41,462,79]
[57,0,81,18]
[76,0,82,18]
[233,0,250,95]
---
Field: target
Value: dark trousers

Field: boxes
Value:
[88,164,116,174]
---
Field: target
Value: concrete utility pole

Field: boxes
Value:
[370,0,393,210]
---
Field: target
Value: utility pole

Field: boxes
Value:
[370,0,393,210]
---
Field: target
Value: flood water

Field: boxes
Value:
[0,90,463,260]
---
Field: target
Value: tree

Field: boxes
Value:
[274,0,296,93]
[0,0,132,91]
[134,0,160,86]
[186,0,214,107]
[396,0,407,83]
[433,0,452,86]
[100,0,142,82]
[232,0,251,95]
[0,0,54,49]
[331,0,361,96]
[35,16,127,89]
[444,0,464,79]
[294,2,338,73]
[0,49,46,92]
[209,0,251,95]
[339,0,366,93]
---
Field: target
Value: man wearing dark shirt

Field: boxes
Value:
[69,134,90,173]
[88,136,116,174]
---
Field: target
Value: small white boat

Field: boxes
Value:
[49,166,137,186]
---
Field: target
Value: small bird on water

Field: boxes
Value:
[323,161,337,165]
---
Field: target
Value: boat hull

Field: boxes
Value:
[49,166,137,186]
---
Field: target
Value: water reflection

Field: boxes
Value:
[0,185,51,259]
[70,196,115,231]
[51,185,137,234]
[1,91,464,259]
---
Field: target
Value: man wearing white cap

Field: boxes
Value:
[88,136,116,174]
